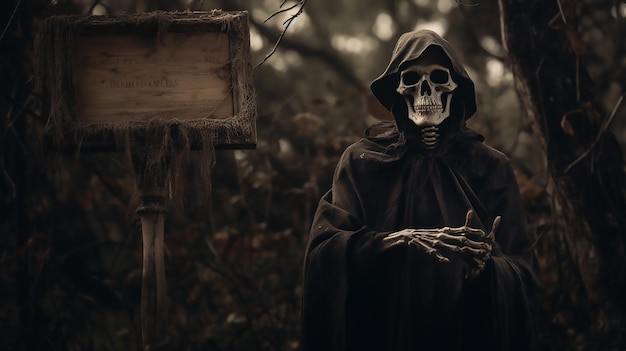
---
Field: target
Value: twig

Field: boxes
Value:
[263,2,301,23]
[556,0,568,25]
[575,55,580,103]
[254,0,308,69]
[528,225,549,251]
[534,56,551,147]
[1,98,29,155]
[0,0,22,43]
[564,95,624,173]
[1,164,16,199]
[84,156,131,205]
[250,17,364,88]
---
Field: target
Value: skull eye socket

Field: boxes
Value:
[430,69,449,84]
[401,71,421,85]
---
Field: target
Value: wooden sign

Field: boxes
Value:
[37,11,257,150]
[37,10,258,350]
[74,32,234,123]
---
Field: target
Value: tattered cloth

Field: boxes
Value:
[34,10,257,205]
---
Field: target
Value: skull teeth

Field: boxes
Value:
[414,104,443,112]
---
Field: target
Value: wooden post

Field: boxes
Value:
[133,152,170,350]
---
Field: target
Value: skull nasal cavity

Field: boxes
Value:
[420,80,431,96]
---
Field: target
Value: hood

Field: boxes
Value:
[370,30,477,125]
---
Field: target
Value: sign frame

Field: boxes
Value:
[38,11,257,151]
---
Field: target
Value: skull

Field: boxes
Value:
[396,63,458,126]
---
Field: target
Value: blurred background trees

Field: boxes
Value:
[1,0,625,350]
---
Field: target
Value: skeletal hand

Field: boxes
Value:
[380,210,501,279]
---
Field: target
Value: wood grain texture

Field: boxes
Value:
[74,32,234,123]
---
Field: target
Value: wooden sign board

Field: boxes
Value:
[74,32,233,123]
[38,11,257,150]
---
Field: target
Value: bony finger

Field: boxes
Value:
[380,238,405,251]
[459,246,487,256]
[432,239,463,253]
[464,227,486,237]
[408,239,436,255]
[409,240,450,263]
[435,252,450,263]
[464,209,474,227]
[443,226,484,237]
[438,235,488,251]
[465,266,480,280]
[425,245,451,263]
[382,236,404,245]
[442,226,464,235]
[482,255,491,266]
[472,257,481,265]
[489,216,502,238]
[384,232,404,241]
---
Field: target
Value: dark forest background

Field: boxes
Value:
[1,0,626,350]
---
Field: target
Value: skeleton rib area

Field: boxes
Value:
[421,125,439,149]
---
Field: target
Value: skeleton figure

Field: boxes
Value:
[382,48,493,276]
[301,30,537,351]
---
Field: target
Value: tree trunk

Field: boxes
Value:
[498,0,626,347]
[1,0,36,343]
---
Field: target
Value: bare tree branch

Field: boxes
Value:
[0,0,22,43]
[263,1,302,23]
[255,0,308,69]
[249,16,365,89]
[565,95,624,173]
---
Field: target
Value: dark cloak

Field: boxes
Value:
[300,30,538,351]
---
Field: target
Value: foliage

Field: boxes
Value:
[1,0,625,350]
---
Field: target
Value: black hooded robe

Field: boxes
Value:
[301,30,537,351]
